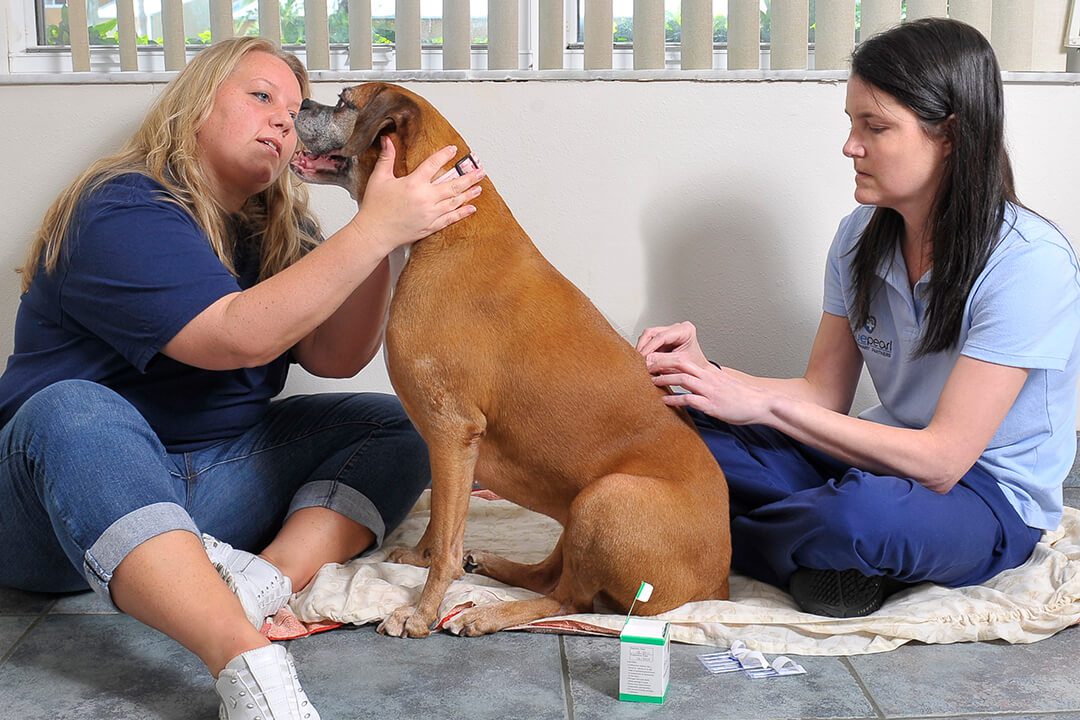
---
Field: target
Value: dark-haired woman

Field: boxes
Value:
[638,17,1080,618]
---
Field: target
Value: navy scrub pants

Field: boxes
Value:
[690,410,1043,590]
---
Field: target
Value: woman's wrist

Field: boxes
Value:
[346,210,395,256]
[763,391,802,434]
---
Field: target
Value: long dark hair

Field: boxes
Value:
[849,18,1018,356]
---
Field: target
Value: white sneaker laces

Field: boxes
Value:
[202,533,293,629]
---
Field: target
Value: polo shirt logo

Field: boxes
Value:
[855,316,893,358]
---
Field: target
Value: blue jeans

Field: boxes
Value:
[690,410,1042,589]
[0,380,430,604]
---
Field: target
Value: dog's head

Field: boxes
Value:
[291,82,465,200]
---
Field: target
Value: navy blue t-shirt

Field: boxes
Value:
[0,173,289,452]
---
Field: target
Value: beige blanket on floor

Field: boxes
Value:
[290,490,1080,656]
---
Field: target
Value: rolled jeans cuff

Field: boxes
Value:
[288,480,387,548]
[85,501,199,610]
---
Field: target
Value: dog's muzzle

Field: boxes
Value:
[290,150,350,181]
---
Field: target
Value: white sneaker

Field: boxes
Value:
[202,533,293,629]
[216,644,321,720]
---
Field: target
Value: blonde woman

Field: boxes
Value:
[0,38,482,719]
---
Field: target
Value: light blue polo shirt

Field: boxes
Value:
[824,204,1080,530]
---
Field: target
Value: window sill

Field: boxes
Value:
[4,45,1079,84]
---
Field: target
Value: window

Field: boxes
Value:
[371,0,489,47]
[34,0,490,49]
[38,0,219,47]
[574,1,902,47]
[18,0,1074,73]
[1068,0,1080,48]
[577,1,759,46]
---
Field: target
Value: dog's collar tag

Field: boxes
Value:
[435,153,481,185]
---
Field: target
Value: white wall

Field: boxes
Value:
[0,79,1077,419]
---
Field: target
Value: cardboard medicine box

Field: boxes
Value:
[618,617,670,703]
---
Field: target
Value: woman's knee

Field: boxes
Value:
[8,380,171,508]
[804,472,910,537]
[21,378,125,410]
[351,395,429,525]
[742,471,909,558]
[286,392,418,435]
[13,380,153,448]
[380,405,430,492]
[766,472,924,572]
[346,393,428,476]
[352,391,416,429]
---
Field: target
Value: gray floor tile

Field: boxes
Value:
[0,614,216,720]
[564,636,876,720]
[49,590,118,615]
[0,587,55,615]
[288,625,568,720]
[849,626,1080,718]
[0,616,36,660]
[0,434,1077,719]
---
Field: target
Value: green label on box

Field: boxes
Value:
[620,634,667,646]
[619,691,666,703]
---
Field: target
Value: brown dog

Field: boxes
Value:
[291,83,730,638]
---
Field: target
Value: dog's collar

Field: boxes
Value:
[435,153,481,185]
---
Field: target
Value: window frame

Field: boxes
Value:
[7,0,1078,76]
[7,0,537,73]
[1068,0,1080,48]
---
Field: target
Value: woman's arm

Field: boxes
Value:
[639,313,864,413]
[288,256,391,378]
[650,316,1029,493]
[719,313,864,413]
[161,140,483,372]
[764,356,1027,492]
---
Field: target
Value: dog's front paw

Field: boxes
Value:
[377,605,435,638]
[444,606,503,637]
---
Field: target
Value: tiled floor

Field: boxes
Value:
[2,469,1079,719]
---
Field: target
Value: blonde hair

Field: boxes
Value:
[20,37,320,293]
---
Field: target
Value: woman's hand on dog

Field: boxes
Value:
[349,137,485,253]
[650,355,773,425]
[640,321,773,425]
[637,321,711,369]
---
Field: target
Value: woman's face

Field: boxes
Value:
[842,75,950,223]
[196,51,302,212]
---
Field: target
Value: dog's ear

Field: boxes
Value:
[343,84,421,177]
